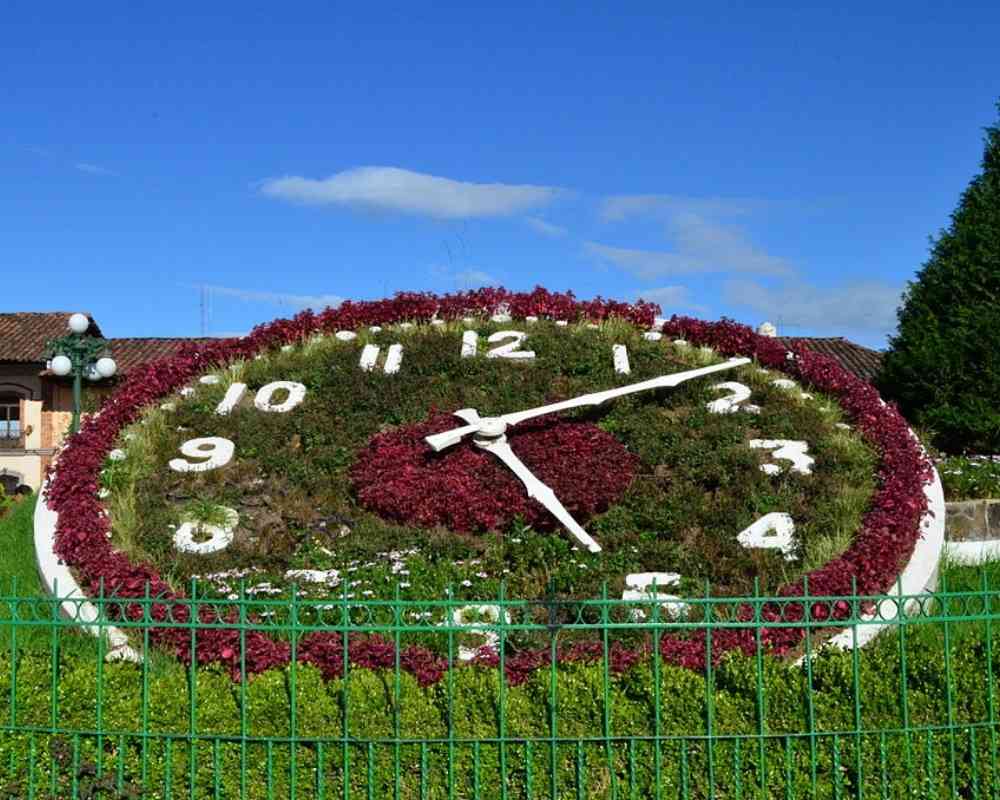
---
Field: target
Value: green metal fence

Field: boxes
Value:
[3,573,1000,799]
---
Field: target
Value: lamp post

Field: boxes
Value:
[46,313,117,435]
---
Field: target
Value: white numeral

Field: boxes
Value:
[173,507,239,555]
[359,344,404,373]
[612,344,631,374]
[215,383,247,416]
[461,330,479,358]
[736,513,796,560]
[622,573,688,619]
[706,382,754,414]
[440,604,509,662]
[169,437,235,473]
[486,331,535,360]
[254,381,307,413]
[749,439,814,475]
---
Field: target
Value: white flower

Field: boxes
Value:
[461,580,472,587]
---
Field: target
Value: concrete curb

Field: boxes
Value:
[816,462,946,655]
[33,479,140,662]
[942,539,1000,565]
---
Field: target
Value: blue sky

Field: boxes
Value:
[3,2,998,347]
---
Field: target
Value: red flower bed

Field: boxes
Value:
[351,413,639,532]
[44,288,933,685]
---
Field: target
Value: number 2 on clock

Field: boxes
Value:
[460,331,536,360]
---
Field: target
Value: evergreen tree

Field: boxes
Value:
[879,100,1000,452]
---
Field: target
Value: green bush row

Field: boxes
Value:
[2,619,1000,799]
[938,455,1000,501]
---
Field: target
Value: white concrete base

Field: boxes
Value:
[804,462,946,658]
[942,539,1000,565]
[32,480,141,663]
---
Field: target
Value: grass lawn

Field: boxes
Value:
[0,495,102,658]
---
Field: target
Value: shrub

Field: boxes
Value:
[879,99,1000,452]
[0,622,998,798]
[937,454,1000,500]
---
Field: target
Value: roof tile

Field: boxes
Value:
[0,312,102,362]
[105,337,215,374]
[780,337,883,382]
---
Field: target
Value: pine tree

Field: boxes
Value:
[879,100,1000,452]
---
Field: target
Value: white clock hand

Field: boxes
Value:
[473,433,602,553]
[425,357,751,451]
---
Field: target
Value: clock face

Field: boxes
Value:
[101,316,876,615]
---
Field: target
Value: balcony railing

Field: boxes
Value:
[0,431,24,449]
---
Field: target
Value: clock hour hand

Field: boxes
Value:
[473,433,602,553]
[425,357,751,452]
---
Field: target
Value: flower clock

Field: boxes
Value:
[45,288,934,685]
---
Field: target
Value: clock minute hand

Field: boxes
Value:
[425,357,751,452]
[474,435,603,553]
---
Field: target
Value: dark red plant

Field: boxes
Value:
[351,413,639,533]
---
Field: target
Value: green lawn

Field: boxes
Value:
[0,495,101,658]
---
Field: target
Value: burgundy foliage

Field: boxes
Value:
[351,413,639,532]
[44,289,932,685]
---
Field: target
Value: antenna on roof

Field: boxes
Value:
[200,286,211,337]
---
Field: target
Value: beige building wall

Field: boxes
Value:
[23,400,42,449]
[0,453,42,490]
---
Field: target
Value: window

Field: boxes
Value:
[0,397,21,443]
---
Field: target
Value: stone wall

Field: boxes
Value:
[945,499,1000,541]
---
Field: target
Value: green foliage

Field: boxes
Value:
[938,455,1000,500]
[0,495,102,658]
[880,100,1000,452]
[1,616,1000,798]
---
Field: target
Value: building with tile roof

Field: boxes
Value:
[0,313,210,492]
[778,336,884,383]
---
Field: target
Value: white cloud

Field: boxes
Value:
[585,242,700,278]
[206,285,344,310]
[668,212,793,277]
[260,166,559,219]
[593,194,791,279]
[74,162,117,176]
[722,279,903,336]
[585,212,792,279]
[524,216,568,238]
[452,269,498,288]
[635,285,708,315]
[429,266,499,289]
[600,194,757,222]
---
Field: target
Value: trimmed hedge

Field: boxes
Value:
[1,622,998,799]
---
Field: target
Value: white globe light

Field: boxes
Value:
[96,357,117,378]
[50,355,73,376]
[85,364,102,382]
[68,313,90,334]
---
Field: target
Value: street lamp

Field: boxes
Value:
[46,313,117,435]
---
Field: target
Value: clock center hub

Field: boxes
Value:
[475,417,507,438]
